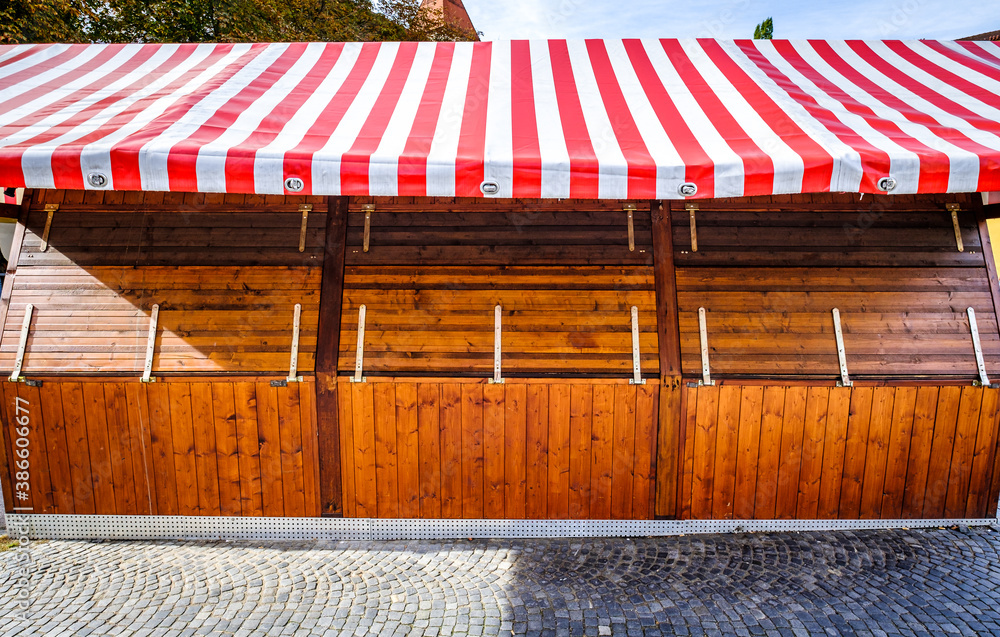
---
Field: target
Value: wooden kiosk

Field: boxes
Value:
[1,39,999,530]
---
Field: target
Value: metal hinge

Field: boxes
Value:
[40,204,58,252]
[362,204,374,252]
[686,203,698,252]
[947,203,964,252]
[298,204,312,253]
[624,204,636,252]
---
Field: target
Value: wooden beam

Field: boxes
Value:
[650,200,684,519]
[314,196,349,517]
[976,206,1000,343]
[982,203,1000,219]
[0,203,20,219]
[0,190,31,355]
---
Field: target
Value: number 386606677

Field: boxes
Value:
[13,396,30,504]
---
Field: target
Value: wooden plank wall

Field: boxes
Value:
[0,190,325,374]
[341,198,657,377]
[338,379,660,519]
[0,379,321,517]
[679,383,1000,520]
[672,193,999,378]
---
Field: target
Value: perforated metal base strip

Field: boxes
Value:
[5,515,998,541]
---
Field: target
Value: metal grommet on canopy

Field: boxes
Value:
[480,180,500,196]
[877,177,897,192]
[678,182,697,197]
[87,172,108,188]
[284,177,305,192]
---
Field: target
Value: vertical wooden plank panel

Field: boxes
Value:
[417,383,441,519]
[712,385,741,520]
[373,383,399,518]
[439,383,463,519]
[881,387,918,519]
[590,384,615,520]
[568,384,593,520]
[212,382,242,517]
[15,385,51,514]
[944,387,984,519]
[80,383,115,515]
[754,387,786,520]
[547,384,571,519]
[461,383,484,519]
[40,381,74,514]
[1,385,33,513]
[524,384,549,519]
[923,385,962,518]
[796,387,829,520]
[168,383,199,516]
[691,386,720,519]
[233,382,263,517]
[774,386,807,520]
[483,383,505,519]
[338,381,357,517]
[145,382,177,516]
[190,383,221,517]
[989,412,1000,517]
[504,384,527,519]
[901,387,940,518]
[277,385,306,518]
[125,383,154,515]
[255,382,284,517]
[966,388,1000,518]
[733,386,763,520]
[859,387,896,519]
[817,387,851,519]
[395,382,420,519]
[62,383,97,515]
[632,383,658,520]
[0,386,14,513]
[104,383,137,516]
[611,384,637,520]
[352,382,378,518]
[299,380,321,518]
[678,385,697,520]
[839,387,873,519]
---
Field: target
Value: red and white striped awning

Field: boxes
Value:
[1,39,999,199]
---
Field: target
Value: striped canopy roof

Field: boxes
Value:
[1,39,999,200]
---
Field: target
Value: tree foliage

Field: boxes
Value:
[753,16,773,40]
[1,0,476,45]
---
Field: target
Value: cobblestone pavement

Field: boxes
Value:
[1,527,999,636]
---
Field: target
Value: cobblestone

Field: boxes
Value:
[0,528,999,635]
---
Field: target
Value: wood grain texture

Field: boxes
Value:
[335,379,659,520]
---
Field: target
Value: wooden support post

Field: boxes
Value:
[650,200,684,519]
[975,207,1000,344]
[314,196,349,517]
[0,190,30,356]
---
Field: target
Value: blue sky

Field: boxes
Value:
[462,0,998,40]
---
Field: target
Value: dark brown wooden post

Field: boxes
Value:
[315,196,349,517]
[976,205,1000,342]
[650,200,684,519]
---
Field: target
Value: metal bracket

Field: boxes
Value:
[40,204,57,252]
[698,307,714,386]
[686,203,698,252]
[286,303,303,383]
[630,306,644,385]
[967,307,991,386]
[490,305,504,384]
[298,204,312,253]
[624,204,636,252]
[141,304,159,383]
[832,308,852,387]
[351,305,366,383]
[362,204,374,253]
[947,203,964,252]
[9,303,33,382]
